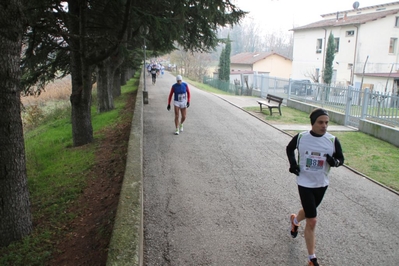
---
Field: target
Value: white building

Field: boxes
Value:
[291,1,399,93]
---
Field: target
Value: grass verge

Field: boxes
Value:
[0,75,139,265]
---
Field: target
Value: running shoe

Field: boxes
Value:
[290,214,300,238]
[179,124,184,132]
[308,258,319,266]
[174,129,179,135]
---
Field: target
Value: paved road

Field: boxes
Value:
[143,72,399,265]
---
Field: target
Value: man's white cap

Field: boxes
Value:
[176,75,182,81]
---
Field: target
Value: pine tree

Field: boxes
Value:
[323,32,336,85]
[218,46,226,81]
[224,35,231,81]
[0,0,32,247]
[218,35,232,82]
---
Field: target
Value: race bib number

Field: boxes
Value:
[304,151,325,171]
[178,94,186,102]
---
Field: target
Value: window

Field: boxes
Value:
[389,38,397,54]
[316,39,322,53]
[332,70,337,84]
[334,38,340,53]
[346,30,355,36]
[395,16,399,27]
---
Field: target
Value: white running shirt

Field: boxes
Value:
[296,131,335,188]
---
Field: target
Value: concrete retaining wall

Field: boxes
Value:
[106,76,144,266]
[359,119,399,148]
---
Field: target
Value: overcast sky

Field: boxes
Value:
[233,0,393,32]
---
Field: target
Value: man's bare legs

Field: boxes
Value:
[174,106,187,130]
[296,209,317,256]
[180,107,187,126]
[174,106,180,129]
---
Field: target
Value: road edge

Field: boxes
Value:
[106,75,144,266]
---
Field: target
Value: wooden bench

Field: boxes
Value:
[257,94,283,116]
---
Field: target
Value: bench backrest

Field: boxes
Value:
[266,94,283,104]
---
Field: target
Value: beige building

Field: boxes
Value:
[230,52,292,79]
[291,1,399,93]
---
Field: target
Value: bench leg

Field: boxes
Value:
[268,107,273,116]
[258,103,263,112]
[278,108,282,116]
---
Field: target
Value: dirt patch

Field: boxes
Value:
[47,90,137,266]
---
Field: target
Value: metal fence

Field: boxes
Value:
[258,76,399,128]
[203,77,245,95]
[204,75,399,129]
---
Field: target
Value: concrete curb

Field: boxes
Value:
[106,75,144,266]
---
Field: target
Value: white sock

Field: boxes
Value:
[308,254,316,260]
[294,217,299,225]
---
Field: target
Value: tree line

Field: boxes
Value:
[221,18,294,59]
[168,17,294,84]
[0,0,246,247]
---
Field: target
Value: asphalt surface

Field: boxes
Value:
[142,72,399,266]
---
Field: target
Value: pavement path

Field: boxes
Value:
[142,72,399,265]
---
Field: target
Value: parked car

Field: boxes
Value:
[284,80,313,95]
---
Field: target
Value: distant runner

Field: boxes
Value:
[167,75,191,135]
[150,64,158,84]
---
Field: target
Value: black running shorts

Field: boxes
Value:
[298,185,328,218]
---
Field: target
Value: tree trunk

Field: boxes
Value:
[68,0,94,146]
[96,58,114,113]
[120,66,127,86]
[70,53,94,146]
[110,47,126,98]
[97,47,126,112]
[113,67,121,98]
[126,68,132,80]
[0,0,32,247]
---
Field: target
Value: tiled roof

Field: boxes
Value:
[292,8,399,31]
[230,52,290,65]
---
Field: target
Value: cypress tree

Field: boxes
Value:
[223,35,231,81]
[218,46,226,81]
[218,35,232,82]
[323,32,336,85]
